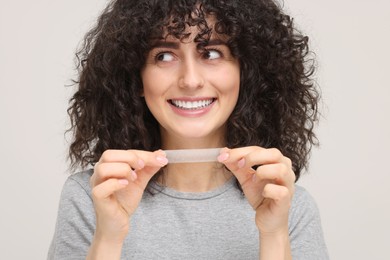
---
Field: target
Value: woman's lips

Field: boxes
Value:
[168,98,216,117]
[168,98,215,110]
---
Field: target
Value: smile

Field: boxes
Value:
[169,98,216,110]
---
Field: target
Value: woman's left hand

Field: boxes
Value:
[218,146,296,234]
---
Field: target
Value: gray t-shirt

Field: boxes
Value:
[48,170,329,259]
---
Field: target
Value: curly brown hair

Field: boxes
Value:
[68,0,319,181]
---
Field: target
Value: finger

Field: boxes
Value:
[93,162,133,185]
[99,149,168,170]
[253,163,296,186]
[218,146,260,171]
[217,147,262,186]
[129,150,169,188]
[99,150,144,170]
[92,178,129,201]
[92,149,168,187]
[262,183,293,209]
[240,148,287,170]
[135,149,168,169]
[95,150,168,184]
[219,147,295,188]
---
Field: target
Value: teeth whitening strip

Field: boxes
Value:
[164,148,222,163]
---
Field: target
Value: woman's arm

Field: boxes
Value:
[259,230,292,260]
[86,149,168,259]
[218,146,295,260]
[87,236,124,260]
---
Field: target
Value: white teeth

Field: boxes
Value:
[171,99,214,110]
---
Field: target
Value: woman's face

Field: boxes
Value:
[141,25,240,147]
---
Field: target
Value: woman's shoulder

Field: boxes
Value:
[62,169,94,198]
[290,185,323,225]
[289,184,324,231]
[289,185,329,259]
[292,185,318,206]
[68,169,93,185]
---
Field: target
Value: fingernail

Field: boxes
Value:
[217,152,229,162]
[156,156,168,165]
[238,158,245,168]
[130,171,137,181]
[119,179,129,185]
[138,159,145,169]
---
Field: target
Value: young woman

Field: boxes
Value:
[48,0,329,259]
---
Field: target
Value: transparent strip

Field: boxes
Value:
[164,148,222,164]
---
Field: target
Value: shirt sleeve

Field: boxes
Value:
[47,171,95,260]
[288,186,330,260]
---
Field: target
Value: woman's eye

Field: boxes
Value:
[156,52,174,62]
[203,49,221,60]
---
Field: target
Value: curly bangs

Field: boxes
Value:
[68,0,319,180]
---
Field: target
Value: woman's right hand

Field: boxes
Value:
[90,149,168,245]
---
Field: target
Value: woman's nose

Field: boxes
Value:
[178,59,205,90]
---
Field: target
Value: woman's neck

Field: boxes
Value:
[160,162,232,192]
[159,127,230,192]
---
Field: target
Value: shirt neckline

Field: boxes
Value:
[148,177,237,200]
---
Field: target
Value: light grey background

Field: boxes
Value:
[1,0,389,259]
